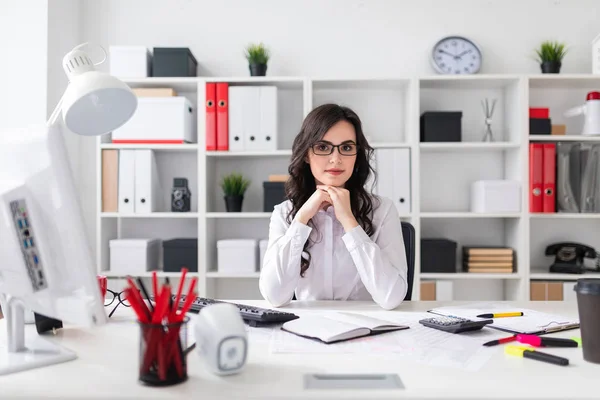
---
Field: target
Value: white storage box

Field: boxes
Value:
[259,239,269,271]
[109,46,151,78]
[217,239,257,273]
[109,238,161,274]
[112,97,196,143]
[470,180,521,213]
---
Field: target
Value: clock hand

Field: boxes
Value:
[438,49,457,57]
[456,49,473,58]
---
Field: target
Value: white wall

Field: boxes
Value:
[77,0,600,257]
[0,1,48,130]
[47,0,82,177]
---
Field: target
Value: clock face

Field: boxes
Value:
[431,36,482,74]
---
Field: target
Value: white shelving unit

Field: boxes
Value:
[96,74,600,302]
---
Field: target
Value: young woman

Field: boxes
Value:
[259,104,408,310]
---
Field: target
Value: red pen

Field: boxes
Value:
[483,335,517,347]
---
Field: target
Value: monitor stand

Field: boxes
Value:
[0,295,76,376]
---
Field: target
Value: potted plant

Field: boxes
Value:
[244,42,270,76]
[220,172,251,212]
[535,40,568,74]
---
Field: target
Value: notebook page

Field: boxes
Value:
[282,315,369,342]
[330,312,405,331]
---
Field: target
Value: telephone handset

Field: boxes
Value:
[545,242,598,274]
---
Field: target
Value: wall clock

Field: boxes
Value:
[431,36,482,75]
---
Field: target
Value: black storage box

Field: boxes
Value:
[420,111,462,142]
[263,182,286,212]
[152,47,198,77]
[421,238,457,273]
[529,118,551,135]
[163,238,198,272]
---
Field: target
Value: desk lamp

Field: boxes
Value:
[0,43,137,375]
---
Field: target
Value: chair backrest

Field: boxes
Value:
[401,221,415,301]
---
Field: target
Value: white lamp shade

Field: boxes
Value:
[61,71,137,136]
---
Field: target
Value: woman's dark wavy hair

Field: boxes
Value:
[285,103,378,277]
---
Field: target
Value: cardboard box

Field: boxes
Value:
[420,281,436,301]
[552,124,567,135]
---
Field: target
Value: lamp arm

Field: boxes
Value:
[46,92,66,127]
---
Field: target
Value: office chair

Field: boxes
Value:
[401,221,415,301]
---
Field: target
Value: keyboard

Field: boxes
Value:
[171,295,299,327]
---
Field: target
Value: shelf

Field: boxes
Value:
[420,272,521,280]
[530,267,600,281]
[419,74,520,89]
[100,143,199,151]
[206,150,292,157]
[528,74,600,89]
[206,272,260,278]
[530,213,600,219]
[101,212,199,219]
[206,76,304,89]
[101,271,191,278]
[420,212,521,218]
[370,142,411,149]
[206,212,271,218]
[529,135,600,142]
[121,77,200,92]
[311,77,410,90]
[419,142,519,151]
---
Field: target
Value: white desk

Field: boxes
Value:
[0,300,598,400]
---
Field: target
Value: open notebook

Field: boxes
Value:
[428,304,579,335]
[281,312,409,344]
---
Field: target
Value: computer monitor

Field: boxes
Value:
[0,123,106,375]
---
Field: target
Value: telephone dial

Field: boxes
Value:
[545,242,599,274]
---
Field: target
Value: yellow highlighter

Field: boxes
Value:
[505,345,569,366]
[477,312,523,318]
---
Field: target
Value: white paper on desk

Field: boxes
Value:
[428,303,579,334]
[270,311,508,372]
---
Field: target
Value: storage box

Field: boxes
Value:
[163,238,198,272]
[152,47,198,77]
[263,182,286,212]
[109,46,151,78]
[470,180,521,213]
[420,111,462,142]
[109,238,161,274]
[112,97,196,143]
[529,118,551,134]
[421,238,457,273]
[259,239,268,270]
[217,239,257,273]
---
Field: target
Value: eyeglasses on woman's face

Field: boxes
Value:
[311,141,358,156]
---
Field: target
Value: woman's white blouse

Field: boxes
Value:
[259,196,408,310]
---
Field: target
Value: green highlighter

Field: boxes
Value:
[572,337,582,347]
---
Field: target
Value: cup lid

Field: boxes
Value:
[573,279,600,295]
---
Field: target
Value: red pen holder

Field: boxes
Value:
[138,317,189,386]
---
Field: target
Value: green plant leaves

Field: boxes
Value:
[220,173,251,196]
[535,41,568,63]
[244,42,270,65]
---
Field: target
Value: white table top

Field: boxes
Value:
[0,300,598,400]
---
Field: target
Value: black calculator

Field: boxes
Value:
[419,315,493,334]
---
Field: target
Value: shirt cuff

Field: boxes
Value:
[286,219,312,246]
[342,225,371,252]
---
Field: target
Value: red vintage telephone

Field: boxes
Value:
[545,242,598,274]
